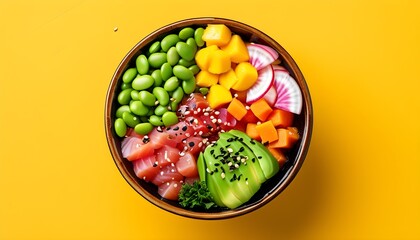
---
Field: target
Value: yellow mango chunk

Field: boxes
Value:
[231,62,258,91]
[218,69,238,90]
[202,24,232,47]
[208,49,231,74]
[195,70,219,87]
[195,45,219,71]
[206,84,233,109]
[221,35,250,63]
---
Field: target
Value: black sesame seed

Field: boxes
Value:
[210,149,214,154]
[173,126,179,131]
[188,142,195,147]
[166,127,171,131]
[252,158,256,163]
[152,163,158,167]
[207,125,213,130]
[182,125,188,131]
[214,163,220,166]
[239,146,244,152]
[250,140,256,145]
[258,156,262,159]
[227,138,234,142]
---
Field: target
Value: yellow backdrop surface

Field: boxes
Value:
[1,0,419,239]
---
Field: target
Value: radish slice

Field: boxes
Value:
[273,70,303,114]
[263,85,277,106]
[247,43,279,70]
[246,65,274,104]
[272,64,289,74]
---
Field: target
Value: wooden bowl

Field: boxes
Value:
[105,17,313,219]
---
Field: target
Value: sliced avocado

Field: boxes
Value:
[212,137,255,201]
[228,130,280,179]
[197,152,206,183]
[219,132,266,193]
[203,144,242,209]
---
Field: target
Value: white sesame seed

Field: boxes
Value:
[228,162,233,166]
[214,111,220,115]
[227,148,233,153]
[113,27,118,32]
[211,119,217,123]
[185,133,191,137]
[217,119,222,123]
[204,112,209,116]
[143,176,146,180]
[245,106,250,110]
[155,100,159,105]
[221,172,226,179]
[194,111,198,114]
[179,152,185,156]
[206,168,211,173]
[202,138,208,144]
[197,108,201,113]
[234,93,238,98]
[171,169,175,173]
[167,182,170,185]
[198,142,203,148]
[235,164,239,168]
[198,131,203,135]
[185,111,190,115]
[210,115,215,119]
[174,183,178,188]
[160,171,164,175]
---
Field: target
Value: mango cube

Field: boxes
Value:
[202,24,232,47]
[195,70,219,87]
[195,45,219,71]
[221,35,250,63]
[231,62,258,91]
[206,84,232,109]
[207,49,231,74]
[218,69,238,90]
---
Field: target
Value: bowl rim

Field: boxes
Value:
[104,17,313,220]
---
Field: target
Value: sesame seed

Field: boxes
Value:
[184,111,190,115]
[198,131,203,135]
[210,115,215,119]
[204,112,209,116]
[113,27,118,32]
[245,106,250,110]
[234,93,238,97]
[143,176,146,180]
[214,111,220,115]
[227,148,233,153]
[234,163,239,168]
[171,169,175,173]
[194,111,198,114]
[174,183,178,188]
[167,182,170,185]
[221,172,226,179]
[185,133,191,137]
[211,119,217,123]
[198,142,203,148]
[228,162,232,167]
[160,171,164,175]
[217,119,222,123]
[197,108,201,113]
[155,100,159,105]
[206,168,211,173]
[179,152,185,156]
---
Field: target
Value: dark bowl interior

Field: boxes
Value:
[105,17,313,219]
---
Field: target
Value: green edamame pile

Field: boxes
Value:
[114,27,206,137]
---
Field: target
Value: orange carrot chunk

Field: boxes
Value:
[250,98,273,121]
[227,98,248,121]
[267,109,294,128]
[246,123,261,141]
[268,147,287,167]
[269,128,300,149]
[255,120,278,143]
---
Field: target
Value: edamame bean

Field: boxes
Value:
[164,76,179,92]
[130,100,149,116]
[149,115,164,126]
[173,65,194,81]
[114,118,127,137]
[122,68,137,83]
[134,122,154,135]
[147,108,154,116]
[154,105,168,116]
[148,41,161,54]
[176,42,196,61]
[169,101,178,112]
[138,90,156,107]
[194,27,205,47]
[162,111,179,126]
[188,65,200,75]
[160,62,173,81]
[151,69,163,87]
[161,34,180,52]
[178,58,196,67]
[153,87,169,106]
[199,87,209,95]
[171,86,184,103]
[182,77,196,94]
[121,82,131,90]
[122,111,140,128]
[136,54,149,75]
[148,52,167,68]
[132,75,154,90]
[130,90,139,100]
[179,27,195,40]
[167,46,180,66]
[116,105,131,118]
[186,38,197,53]
[118,88,133,105]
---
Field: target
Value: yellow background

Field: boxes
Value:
[1,0,419,239]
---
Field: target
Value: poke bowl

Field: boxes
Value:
[105,17,313,219]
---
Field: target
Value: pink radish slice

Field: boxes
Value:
[246,65,274,104]
[247,43,279,70]
[273,70,303,115]
[263,86,277,106]
[272,64,289,74]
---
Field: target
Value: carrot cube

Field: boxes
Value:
[268,147,287,167]
[245,123,261,141]
[227,98,247,121]
[267,109,294,128]
[255,120,278,143]
[269,128,300,149]
[250,98,273,121]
